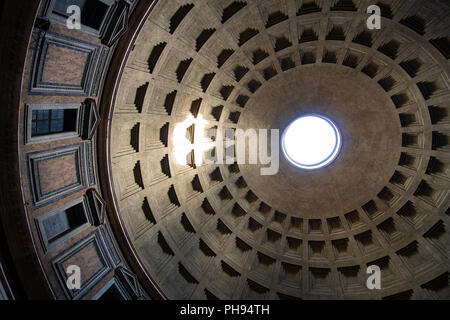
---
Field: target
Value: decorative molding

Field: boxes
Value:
[89,47,110,97]
[92,277,130,300]
[98,225,122,267]
[86,189,107,226]
[114,267,144,299]
[83,141,96,187]
[27,144,88,208]
[51,226,116,300]
[30,32,105,96]
[0,260,15,300]
[34,16,50,31]
[101,1,130,47]
[92,267,145,300]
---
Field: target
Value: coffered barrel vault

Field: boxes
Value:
[0,0,449,300]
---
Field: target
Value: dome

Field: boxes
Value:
[106,0,450,300]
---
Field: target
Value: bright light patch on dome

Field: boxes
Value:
[281,114,341,170]
[173,114,213,166]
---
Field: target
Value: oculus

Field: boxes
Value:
[281,114,342,170]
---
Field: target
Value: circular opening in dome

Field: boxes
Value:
[281,114,342,170]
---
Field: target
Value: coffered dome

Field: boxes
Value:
[106,0,450,299]
[1,0,449,301]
